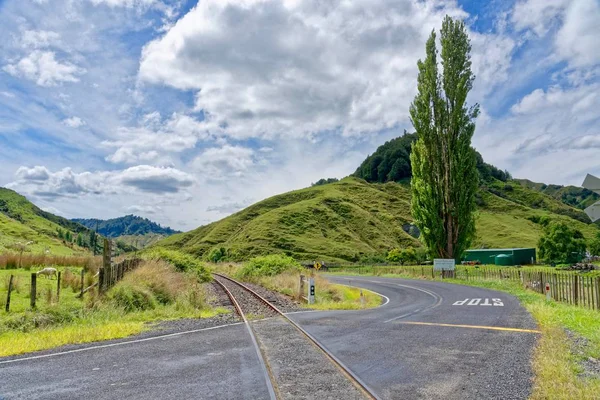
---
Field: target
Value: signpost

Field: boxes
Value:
[433,259,456,271]
[314,262,321,271]
[308,278,315,304]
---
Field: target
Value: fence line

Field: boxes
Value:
[98,238,142,292]
[328,265,600,311]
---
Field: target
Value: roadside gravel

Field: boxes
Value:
[252,317,366,400]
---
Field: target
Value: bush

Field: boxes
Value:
[538,222,586,264]
[144,248,210,282]
[206,247,226,263]
[237,254,302,279]
[387,246,419,265]
[109,283,157,312]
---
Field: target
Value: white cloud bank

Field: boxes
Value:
[138,0,512,141]
[10,165,196,200]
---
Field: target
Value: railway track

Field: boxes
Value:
[212,273,379,400]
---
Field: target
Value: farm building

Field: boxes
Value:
[463,248,536,266]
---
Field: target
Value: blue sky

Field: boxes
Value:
[0,0,599,231]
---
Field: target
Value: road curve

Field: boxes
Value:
[0,276,538,400]
[289,275,538,400]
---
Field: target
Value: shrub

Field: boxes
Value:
[206,247,226,263]
[109,283,157,312]
[538,222,586,264]
[237,254,302,279]
[144,248,210,282]
[387,247,418,265]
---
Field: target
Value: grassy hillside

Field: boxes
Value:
[514,178,599,210]
[157,177,599,262]
[0,188,91,255]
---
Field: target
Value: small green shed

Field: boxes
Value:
[463,248,536,266]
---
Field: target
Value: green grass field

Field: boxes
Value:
[0,267,84,313]
[0,262,224,357]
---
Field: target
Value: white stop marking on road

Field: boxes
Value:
[452,298,504,306]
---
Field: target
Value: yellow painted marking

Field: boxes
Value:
[396,321,540,334]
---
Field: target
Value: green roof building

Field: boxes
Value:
[463,248,536,266]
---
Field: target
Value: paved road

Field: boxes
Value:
[0,323,271,400]
[0,276,537,399]
[290,276,538,400]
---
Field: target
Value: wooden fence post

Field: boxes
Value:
[80,269,85,298]
[30,273,37,309]
[5,275,14,312]
[102,238,111,291]
[56,271,61,301]
[98,268,105,293]
[574,275,579,306]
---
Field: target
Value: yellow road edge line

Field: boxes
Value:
[396,321,541,334]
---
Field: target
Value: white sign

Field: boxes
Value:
[434,258,456,271]
[453,298,504,306]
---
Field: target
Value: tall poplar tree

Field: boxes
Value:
[409,16,479,260]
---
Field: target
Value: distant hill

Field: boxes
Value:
[0,188,94,255]
[73,215,179,237]
[73,215,180,250]
[514,179,599,211]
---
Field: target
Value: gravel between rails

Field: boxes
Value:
[213,276,280,319]
[243,282,309,313]
[252,317,367,400]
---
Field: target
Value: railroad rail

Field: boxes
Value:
[212,273,379,400]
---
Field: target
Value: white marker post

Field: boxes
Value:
[545,283,551,301]
[308,278,315,304]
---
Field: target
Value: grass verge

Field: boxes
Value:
[1,259,224,357]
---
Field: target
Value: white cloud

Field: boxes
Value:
[20,30,61,49]
[511,0,569,36]
[193,145,256,179]
[62,116,86,128]
[102,113,218,164]
[3,50,85,86]
[15,165,50,181]
[555,0,600,68]
[125,204,162,214]
[139,0,513,141]
[10,165,196,199]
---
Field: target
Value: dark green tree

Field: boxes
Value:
[76,233,84,247]
[89,231,98,255]
[538,222,586,264]
[589,231,600,257]
[409,16,479,259]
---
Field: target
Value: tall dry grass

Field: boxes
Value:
[109,260,207,312]
[0,253,101,272]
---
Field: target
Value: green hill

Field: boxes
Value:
[156,177,598,262]
[0,188,94,255]
[72,215,179,249]
[514,179,599,211]
[156,131,598,262]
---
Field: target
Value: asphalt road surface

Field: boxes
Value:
[0,276,538,399]
[290,276,538,400]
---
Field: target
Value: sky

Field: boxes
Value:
[0,0,599,231]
